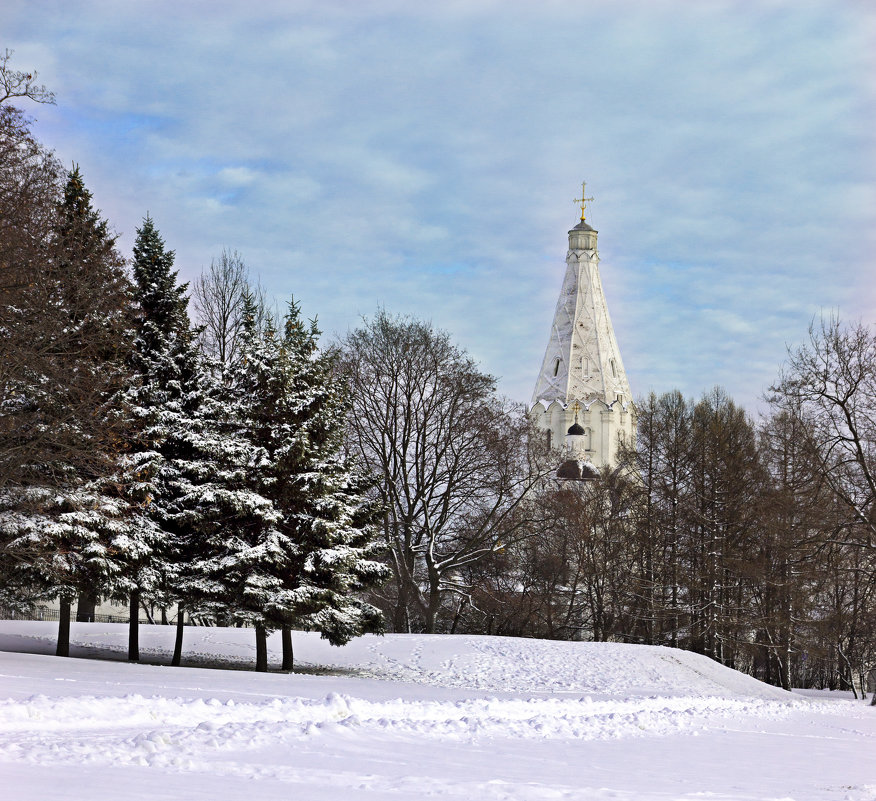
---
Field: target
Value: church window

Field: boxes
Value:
[584,427,592,450]
[553,358,561,376]
[610,359,617,378]
[546,430,552,449]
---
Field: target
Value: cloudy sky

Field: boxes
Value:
[3,0,874,411]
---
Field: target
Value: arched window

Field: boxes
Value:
[584,426,592,450]
[546,429,552,449]
[553,357,561,376]
[610,359,617,378]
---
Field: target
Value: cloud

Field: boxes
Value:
[2,0,874,413]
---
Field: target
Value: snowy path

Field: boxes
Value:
[0,623,873,800]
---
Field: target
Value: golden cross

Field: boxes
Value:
[573,181,594,221]
[571,400,581,420]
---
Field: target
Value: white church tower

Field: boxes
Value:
[530,184,635,474]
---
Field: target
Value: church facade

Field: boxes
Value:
[529,187,635,475]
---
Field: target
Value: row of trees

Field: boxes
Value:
[344,314,874,695]
[0,59,385,670]
[625,368,873,695]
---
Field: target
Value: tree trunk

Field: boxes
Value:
[392,586,409,633]
[255,624,268,672]
[424,563,441,634]
[76,590,97,622]
[449,598,467,635]
[56,598,71,657]
[128,589,140,662]
[171,606,185,667]
[281,627,293,671]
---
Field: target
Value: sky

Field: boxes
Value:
[3,0,874,412]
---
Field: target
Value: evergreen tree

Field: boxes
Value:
[183,304,291,669]
[1,166,136,654]
[187,297,386,671]
[131,215,190,350]
[268,301,386,664]
[124,215,225,663]
[121,215,199,658]
[158,373,250,666]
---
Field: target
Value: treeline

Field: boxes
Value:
[329,270,874,694]
[0,54,386,671]
[358,324,876,696]
[324,211,875,697]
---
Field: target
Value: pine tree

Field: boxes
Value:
[1,166,136,655]
[124,215,226,663]
[186,296,386,671]
[266,301,386,666]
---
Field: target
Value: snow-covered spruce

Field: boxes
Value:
[122,215,216,662]
[0,167,139,654]
[181,296,386,670]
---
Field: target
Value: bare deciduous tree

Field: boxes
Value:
[0,110,131,495]
[339,311,552,633]
[191,249,276,370]
[750,408,828,689]
[771,316,876,693]
[191,249,249,368]
[774,316,876,553]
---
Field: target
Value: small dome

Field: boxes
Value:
[570,220,596,232]
[557,459,583,480]
[556,459,600,481]
[567,422,585,436]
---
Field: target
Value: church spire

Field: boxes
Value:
[530,184,634,469]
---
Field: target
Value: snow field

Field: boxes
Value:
[0,622,874,801]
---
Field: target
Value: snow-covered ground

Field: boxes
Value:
[0,622,873,800]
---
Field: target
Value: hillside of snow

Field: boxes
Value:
[0,620,792,699]
[0,621,873,801]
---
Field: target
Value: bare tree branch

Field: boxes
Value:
[0,49,55,107]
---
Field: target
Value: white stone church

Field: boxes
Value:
[529,186,635,478]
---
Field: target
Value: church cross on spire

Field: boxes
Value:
[573,181,594,221]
